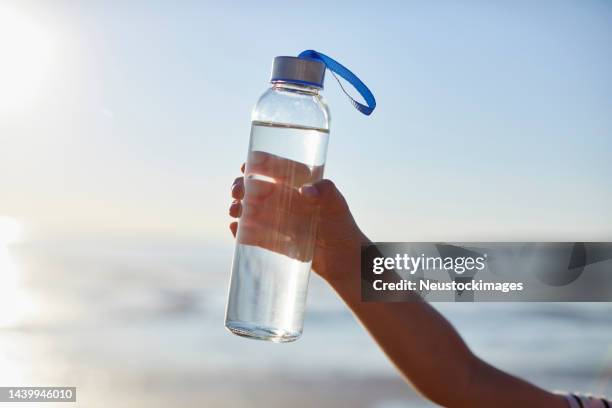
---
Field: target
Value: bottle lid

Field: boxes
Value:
[270,56,326,88]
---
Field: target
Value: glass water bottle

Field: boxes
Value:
[225,56,330,342]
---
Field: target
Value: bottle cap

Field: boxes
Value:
[270,56,326,88]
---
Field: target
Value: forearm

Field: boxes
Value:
[327,262,566,408]
[330,273,473,406]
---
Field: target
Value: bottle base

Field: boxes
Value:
[225,321,301,343]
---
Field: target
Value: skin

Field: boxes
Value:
[229,153,567,408]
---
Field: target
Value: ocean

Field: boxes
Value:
[0,240,610,407]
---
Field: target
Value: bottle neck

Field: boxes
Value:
[271,81,320,95]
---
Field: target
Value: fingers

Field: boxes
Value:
[231,177,244,200]
[299,179,349,217]
[232,176,349,225]
[242,178,275,202]
[229,200,242,218]
[237,222,315,262]
[229,175,319,261]
[245,179,318,217]
[240,196,316,231]
[246,151,314,188]
[237,202,317,262]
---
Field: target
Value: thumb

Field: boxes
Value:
[299,179,349,216]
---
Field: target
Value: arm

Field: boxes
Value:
[229,167,567,408]
[331,268,566,407]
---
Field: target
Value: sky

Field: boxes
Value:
[1,0,611,248]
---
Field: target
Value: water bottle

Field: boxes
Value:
[225,50,376,342]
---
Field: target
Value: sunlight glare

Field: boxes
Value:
[0,5,54,114]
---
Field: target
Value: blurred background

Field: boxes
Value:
[0,0,611,406]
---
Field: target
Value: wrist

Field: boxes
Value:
[319,231,370,303]
[323,254,363,306]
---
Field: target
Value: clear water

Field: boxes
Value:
[225,121,329,342]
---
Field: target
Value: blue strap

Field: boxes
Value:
[298,50,376,116]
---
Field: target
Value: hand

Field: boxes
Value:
[229,151,368,284]
[228,152,569,408]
